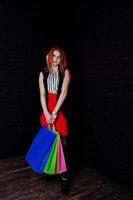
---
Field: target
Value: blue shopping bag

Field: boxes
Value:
[25,126,57,174]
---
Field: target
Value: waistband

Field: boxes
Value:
[48,92,57,96]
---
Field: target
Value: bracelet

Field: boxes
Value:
[52,111,57,116]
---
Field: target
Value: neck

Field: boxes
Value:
[50,65,59,74]
[52,65,58,70]
[52,64,58,68]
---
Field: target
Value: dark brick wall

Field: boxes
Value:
[0,1,133,191]
[71,2,133,190]
[0,3,36,157]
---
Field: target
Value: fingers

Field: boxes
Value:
[46,116,52,124]
[47,115,55,124]
[51,116,55,124]
[46,113,56,124]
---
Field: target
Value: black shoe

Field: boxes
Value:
[60,173,70,195]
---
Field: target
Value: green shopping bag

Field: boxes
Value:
[43,131,59,175]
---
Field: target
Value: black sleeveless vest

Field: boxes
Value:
[42,68,71,120]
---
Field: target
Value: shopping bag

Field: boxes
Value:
[43,131,59,175]
[25,126,57,174]
[56,135,67,174]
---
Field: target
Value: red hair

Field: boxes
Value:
[44,46,68,77]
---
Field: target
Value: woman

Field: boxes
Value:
[39,46,72,194]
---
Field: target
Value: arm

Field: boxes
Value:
[52,69,71,117]
[39,72,53,124]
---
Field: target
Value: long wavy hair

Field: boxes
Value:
[44,46,68,77]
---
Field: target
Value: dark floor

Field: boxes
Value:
[0,155,133,200]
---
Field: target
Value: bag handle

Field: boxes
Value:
[47,123,56,132]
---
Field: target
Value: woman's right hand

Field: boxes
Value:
[45,112,53,124]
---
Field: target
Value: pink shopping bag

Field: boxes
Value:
[56,135,67,174]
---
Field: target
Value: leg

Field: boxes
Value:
[60,136,71,194]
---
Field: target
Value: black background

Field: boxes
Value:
[0,1,133,192]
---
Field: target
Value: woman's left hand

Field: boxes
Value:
[52,111,58,123]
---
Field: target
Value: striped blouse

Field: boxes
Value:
[47,68,60,94]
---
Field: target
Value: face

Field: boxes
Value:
[52,50,61,67]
